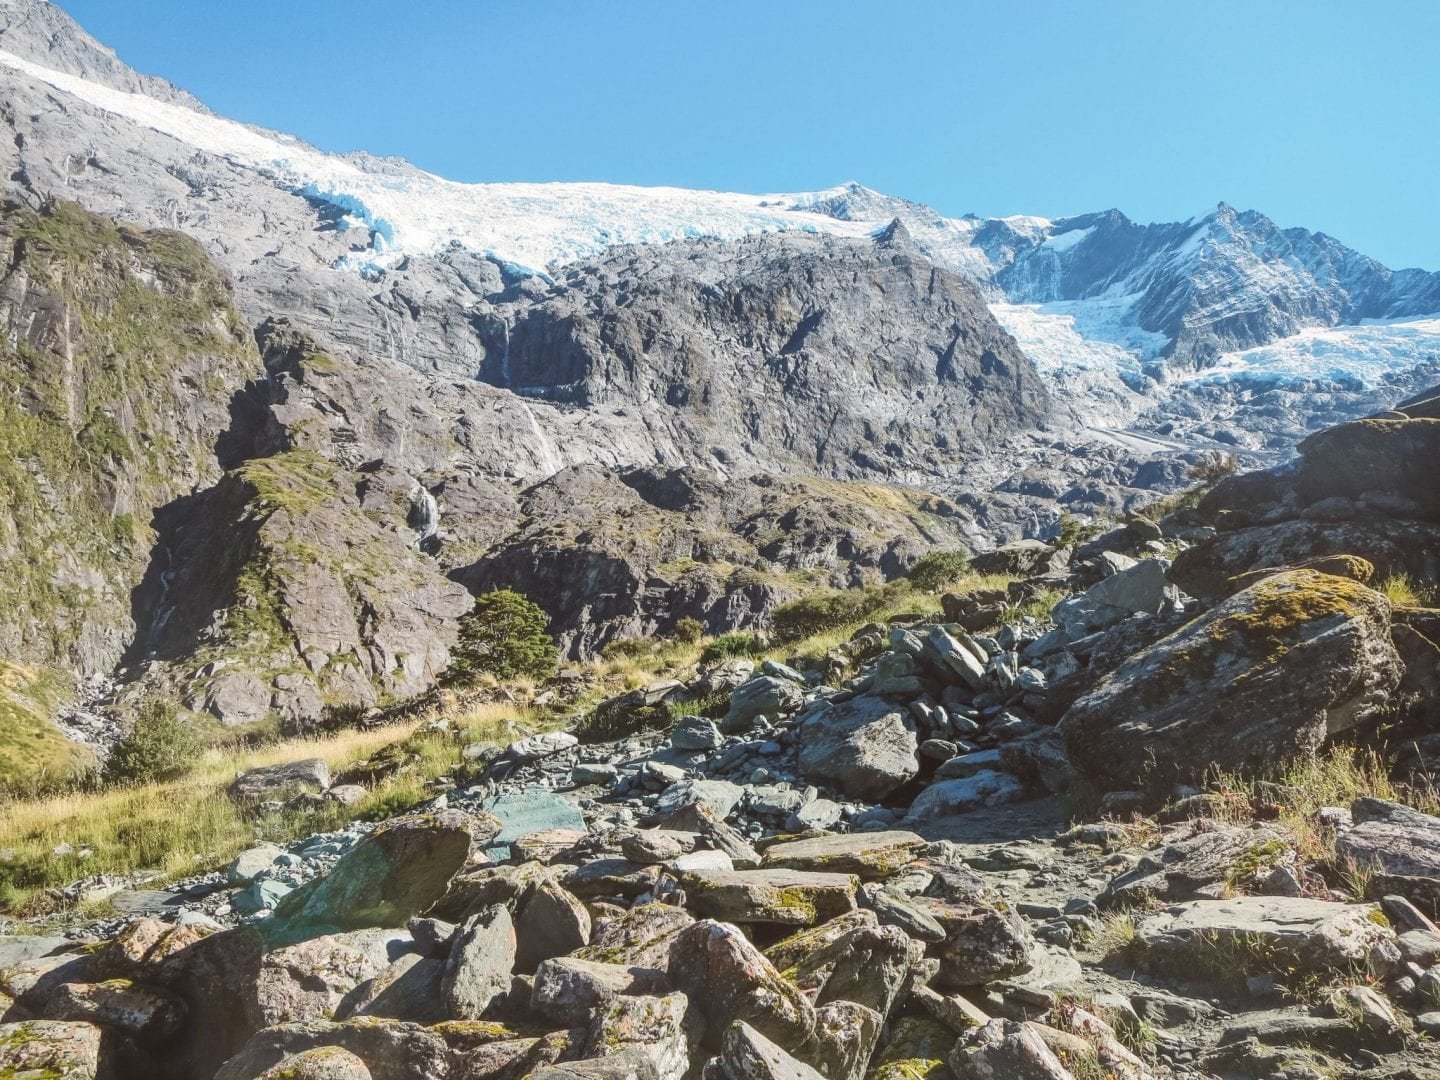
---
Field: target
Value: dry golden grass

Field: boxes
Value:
[0,701,538,913]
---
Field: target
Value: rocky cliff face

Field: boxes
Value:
[479,229,1051,478]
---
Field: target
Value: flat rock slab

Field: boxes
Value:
[481,791,587,860]
[680,867,858,926]
[1135,895,1400,981]
[761,831,926,881]
[1336,797,1440,913]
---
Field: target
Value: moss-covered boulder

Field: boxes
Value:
[1058,570,1402,790]
[0,1019,105,1079]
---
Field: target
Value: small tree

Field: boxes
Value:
[104,698,203,785]
[906,550,971,591]
[445,589,558,685]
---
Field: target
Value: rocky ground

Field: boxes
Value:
[2,395,1440,1079]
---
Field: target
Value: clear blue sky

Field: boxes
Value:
[58,0,1439,269]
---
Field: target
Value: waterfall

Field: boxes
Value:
[408,482,439,550]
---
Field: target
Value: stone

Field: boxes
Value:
[655,803,762,868]
[43,978,186,1043]
[211,1018,451,1080]
[573,763,621,786]
[653,779,745,820]
[670,715,724,751]
[714,1020,824,1080]
[796,695,919,802]
[761,831,926,881]
[234,878,295,915]
[530,1049,659,1080]
[858,884,947,943]
[971,540,1070,577]
[723,677,803,734]
[788,923,922,1016]
[1058,571,1403,789]
[868,1016,954,1080]
[563,859,661,901]
[919,897,1035,988]
[681,868,858,926]
[341,953,446,1023]
[256,929,412,1025]
[0,1020,104,1080]
[512,828,588,864]
[227,843,287,885]
[443,906,516,1019]
[1335,797,1440,912]
[922,627,988,691]
[252,1046,374,1079]
[228,759,331,803]
[668,920,816,1050]
[582,992,692,1080]
[948,1019,1073,1080]
[1134,896,1401,981]
[620,830,701,863]
[902,771,1024,822]
[480,792,587,860]
[807,1002,882,1080]
[514,877,592,974]
[272,810,482,939]
[787,799,842,831]
[1051,557,1180,634]
[576,902,694,969]
[1099,823,1295,905]
[327,785,368,807]
[505,730,579,762]
[531,958,669,1027]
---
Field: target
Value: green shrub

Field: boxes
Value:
[771,582,908,642]
[104,698,203,785]
[699,632,764,663]
[1054,511,1105,549]
[673,616,704,644]
[445,589,558,684]
[906,549,971,591]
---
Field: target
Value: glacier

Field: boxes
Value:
[4,44,1438,400]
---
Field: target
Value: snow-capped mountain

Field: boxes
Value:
[2,0,1437,434]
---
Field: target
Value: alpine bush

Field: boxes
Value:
[445,589,558,684]
[104,698,203,785]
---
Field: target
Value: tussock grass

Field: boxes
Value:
[1206,746,1440,890]
[0,701,536,913]
[1379,572,1435,608]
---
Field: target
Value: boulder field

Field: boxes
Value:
[2,398,1440,1078]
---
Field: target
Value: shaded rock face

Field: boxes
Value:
[480,232,1052,476]
[459,464,971,659]
[1058,570,1403,790]
[0,200,257,680]
[1174,407,1440,600]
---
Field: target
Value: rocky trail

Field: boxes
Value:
[3,396,1440,1079]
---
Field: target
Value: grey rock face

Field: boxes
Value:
[1058,570,1403,790]
[796,696,920,802]
[1336,798,1440,912]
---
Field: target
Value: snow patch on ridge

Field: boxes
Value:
[0,48,874,274]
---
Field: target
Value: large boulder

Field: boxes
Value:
[0,1020,105,1079]
[971,540,1069,577]
[271,810,485,941]
[797,696,919,802]
[1336,798,1440,914]
[1051,557,1181,634]
[255,930,411,1026]
[1134,896,1400,982]
[668,920,815,1051]
[228,759,332,803]
[1293,417,1440,517]
[1058,570,1402,789]
[212,1019,451,1080]
[680,869,858,927]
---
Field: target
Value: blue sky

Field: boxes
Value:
[59,0,1439,269]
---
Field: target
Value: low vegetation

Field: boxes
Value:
[1379,572,1435,607]
[0,701,540,915]
[102,698,203,785]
